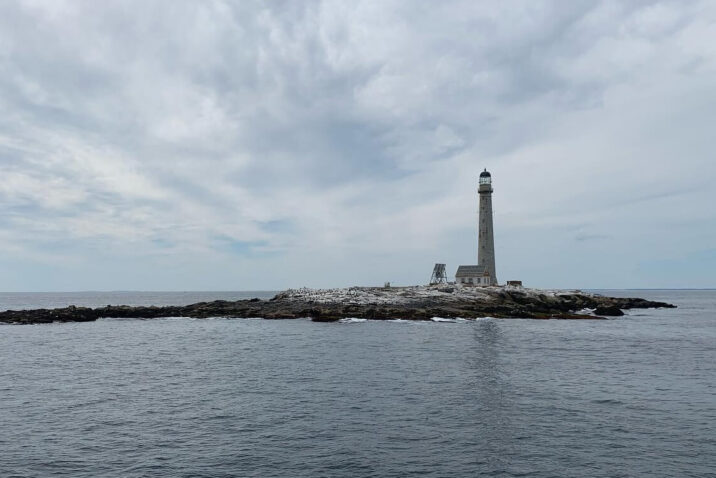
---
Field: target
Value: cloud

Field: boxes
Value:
[575,233,610,242]
[0,0,714,290]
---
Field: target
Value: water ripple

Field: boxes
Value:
[0,290,714,477]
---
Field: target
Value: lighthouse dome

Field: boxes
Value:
[479,169,492,185]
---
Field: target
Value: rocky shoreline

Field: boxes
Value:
[0,286,675,325]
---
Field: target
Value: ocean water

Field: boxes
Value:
[0,290,714,477]
[0,290,277,311]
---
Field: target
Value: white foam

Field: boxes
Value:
[339,317,367,323]
[430,317,456,322]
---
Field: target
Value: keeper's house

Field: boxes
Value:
[455,265,492,286]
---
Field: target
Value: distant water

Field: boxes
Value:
[0,290,277,311]
[1,290,714,477]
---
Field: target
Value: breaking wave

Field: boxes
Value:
[431,317,457,322]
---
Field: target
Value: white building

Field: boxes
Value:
[455,265,491,286]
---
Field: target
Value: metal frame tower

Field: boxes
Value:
[429,263,448,285]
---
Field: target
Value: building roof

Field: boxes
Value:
[455,265,488,277]
[479,169,491,178]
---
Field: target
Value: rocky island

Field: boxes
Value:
[0,286,675,325]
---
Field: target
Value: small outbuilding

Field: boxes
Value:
[455,265,491,286]
[506,280,523,287]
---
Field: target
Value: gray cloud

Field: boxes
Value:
[575,233,610,242]
[0,0,714,290]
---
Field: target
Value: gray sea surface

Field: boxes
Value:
[0,290,277,311]
[0,289,714,477]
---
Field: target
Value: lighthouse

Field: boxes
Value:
[454,169,498,286]
[478,169,498,285]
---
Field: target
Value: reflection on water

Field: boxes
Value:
[470,320,515,473]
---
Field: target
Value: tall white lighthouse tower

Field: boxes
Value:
[478,169,498,285]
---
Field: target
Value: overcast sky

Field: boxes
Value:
[1,0,715,291]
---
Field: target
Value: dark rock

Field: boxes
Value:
[311,315,340,322]
[594,306,624,316]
